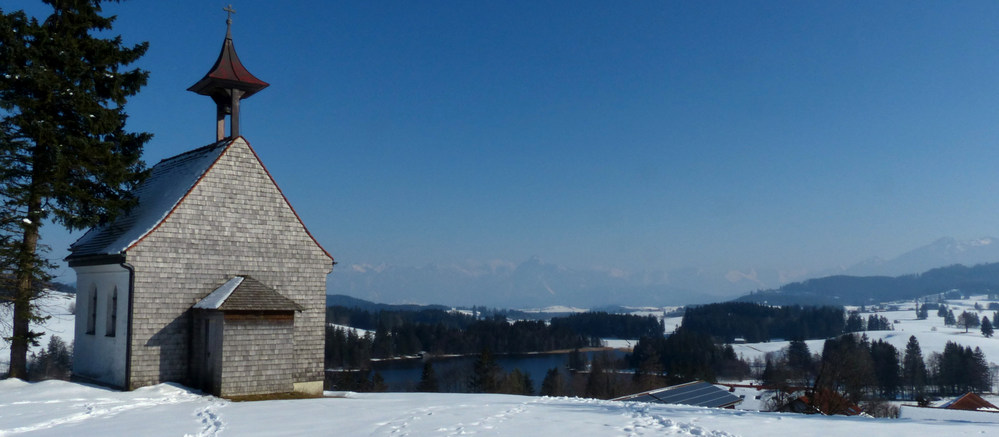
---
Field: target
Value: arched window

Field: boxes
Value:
[86,286,97,335]
[106,287,117,337]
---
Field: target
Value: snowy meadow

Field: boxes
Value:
[1,378,997,437]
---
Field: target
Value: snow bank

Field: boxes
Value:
[2,380,997,436]
[900,405,999,423]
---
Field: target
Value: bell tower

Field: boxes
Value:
[188,5,269,141]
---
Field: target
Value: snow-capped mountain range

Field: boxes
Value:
[327,237,999,308]
[837,237,999,278]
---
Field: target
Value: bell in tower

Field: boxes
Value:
[188,5,269,141]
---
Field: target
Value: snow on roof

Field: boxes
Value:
[193,276,302,312]
[938,392,999,411]
[68,139,232,258]
[193,276,244,310]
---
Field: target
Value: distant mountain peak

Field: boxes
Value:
[842,236,999,277]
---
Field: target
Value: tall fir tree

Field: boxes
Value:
[469,348,501,393]
[868,339,900,399]
[844,312,865,333]
[901,335,927,399]
[26,334,72,381]
[785,338,814,386]
[0,0,149,378]
[981,316,994,338]
[944,310,957,326]
[970,347,991,392]
[584,352,614,399]
[814,334,874,405]
[540,367,567,396]
[416,361,439,392]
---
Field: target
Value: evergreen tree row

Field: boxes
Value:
[327,305,479,331]
[758,334,991,409]
[628,328,751,384]
[325,318,599,370]
[844,312,893,332]
[538,350,669,400]
[930,341,992,395]
[680,302,846,342]
[329,305,666,340]
[548,312,664,339]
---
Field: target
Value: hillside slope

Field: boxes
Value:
[737,263,999,305]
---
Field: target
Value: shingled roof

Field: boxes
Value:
[68,140,231,260]
[194,276,302,312]
[66,137,333,263]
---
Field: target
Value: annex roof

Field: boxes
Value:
[68,139,231,259]
[194,276,302,312]
[612,381,742,409]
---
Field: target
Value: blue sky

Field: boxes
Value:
[14,1,999,285]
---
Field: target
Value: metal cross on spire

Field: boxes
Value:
[189,2,268,141]
[224,5,235,25]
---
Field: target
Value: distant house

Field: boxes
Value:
[775,389,862,416]
[612,380,743,409]
[67,17,334,397]
[937,392,999,412]
[900,393,999,423]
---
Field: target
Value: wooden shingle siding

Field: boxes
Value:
[126,138,332,390]
[219,317,295,397]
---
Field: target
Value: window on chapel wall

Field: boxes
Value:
[106,287,117,337]
[86,286,96,335]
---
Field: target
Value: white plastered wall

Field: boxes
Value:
[72,263,130,388]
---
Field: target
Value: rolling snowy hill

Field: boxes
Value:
[728,295,999,395]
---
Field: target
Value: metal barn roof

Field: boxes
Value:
[612,381,742,409]
[939,393,999,412]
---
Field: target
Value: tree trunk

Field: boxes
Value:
[7,190,42,379]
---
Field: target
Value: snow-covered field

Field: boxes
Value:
[0,291,76,374]
[1,378,997,436]
[327,323,373,337]
[731,296,999,371]
[519,305,589,314]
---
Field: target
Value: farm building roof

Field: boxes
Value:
[612,381,743,409]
